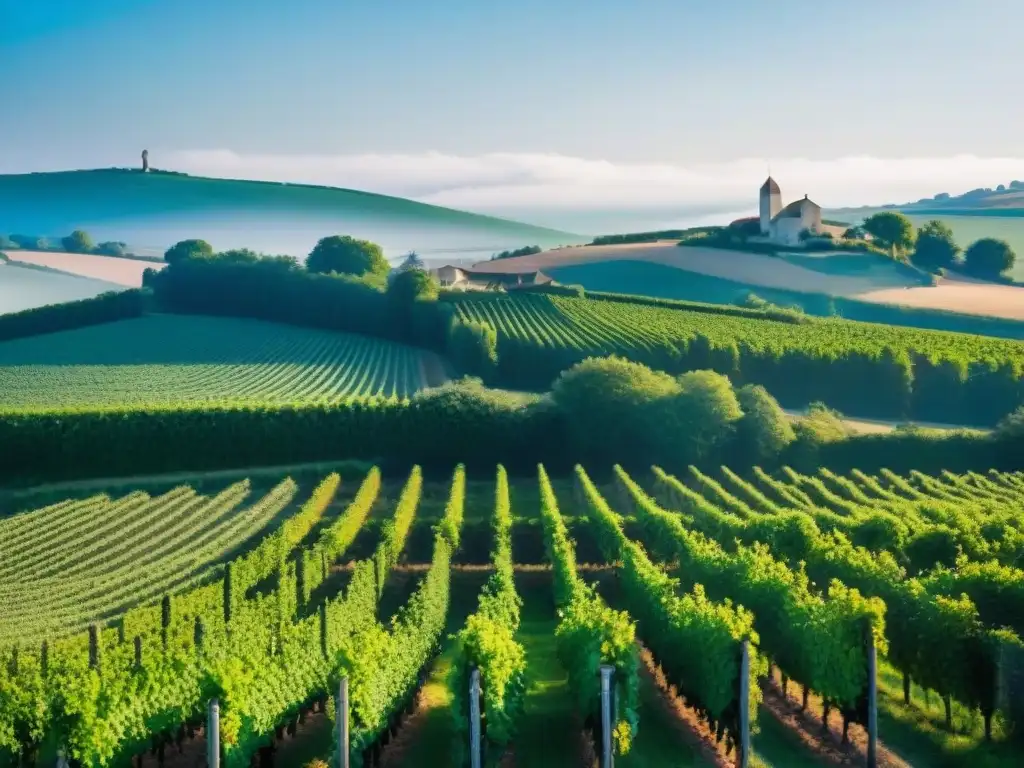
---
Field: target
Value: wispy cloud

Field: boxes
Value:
[168,149,1024,215]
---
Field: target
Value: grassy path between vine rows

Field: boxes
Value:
[382,571,488,767]
[506,572,583,767]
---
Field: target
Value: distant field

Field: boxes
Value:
[8,249,163,287]
[826,211,1024,281]
[0,315,450,409]
[0,261,125,314]
[903,214,1024,280]
[475,241,1024,322]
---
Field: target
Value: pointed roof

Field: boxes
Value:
[760,176,780,195]
[772,196,820,221]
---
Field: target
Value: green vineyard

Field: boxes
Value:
[449,292,1024,424]
[0,315,449,409]
[1,463,1022,767]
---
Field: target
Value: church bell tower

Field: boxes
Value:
[759,176,781,234]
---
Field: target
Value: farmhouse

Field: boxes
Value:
[759,176,823,246]
[432,265,554,291]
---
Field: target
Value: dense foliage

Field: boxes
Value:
[575,467,764,751]
[450,466,526,763]
[449,291,1024,425]
[306,235,390,278]
[653,463,1024,737]
[537,465,639,755]
[0,289,145,343]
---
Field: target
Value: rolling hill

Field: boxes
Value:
[0,169,584,261]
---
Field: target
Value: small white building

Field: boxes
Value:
[759,176,823,246]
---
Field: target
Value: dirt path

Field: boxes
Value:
[760,671,911,768]
[782,408,991,435]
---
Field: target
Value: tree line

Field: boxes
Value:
[1,356,1021,488]
[858,212,1017,280]
[0,230,159,261]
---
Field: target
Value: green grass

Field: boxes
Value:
[617,671,705,767]
[0,314,450,409]
[874,660,1022,768]
[509,574,582,767]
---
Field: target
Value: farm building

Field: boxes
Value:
[431,265,555,291]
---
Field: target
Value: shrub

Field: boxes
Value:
[448,318,498,379]
[492,245,542,260]
[912,220,960,270]
[963,238,1016,279]
[95,241,128,258]
[62,230,95,254]
[164,239,213,264]
[551,357,741,467]
[732,384,796,466]
[307,235,389,277]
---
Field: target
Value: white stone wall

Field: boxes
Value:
[772,217,804,245]
[759,191,781,234]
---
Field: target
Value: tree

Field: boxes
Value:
[96,241,128,258]
[842,226,865,240]
[551,357,741,467]
[732,384,795,466]
[911,220,960,270]
[307,235,389,277]
[62,230,94,254]
[388,267,439,305]
[963,238,1016,279]
[164,239,213,265]
[397,251,425,272]
[862,212,915,255]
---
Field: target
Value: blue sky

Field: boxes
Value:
[2,0,1023,223]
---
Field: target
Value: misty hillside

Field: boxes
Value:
[832,180,1024,216]
[0,169,583,260]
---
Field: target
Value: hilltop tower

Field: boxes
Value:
[141,149,149,173]
[759,176,781,234]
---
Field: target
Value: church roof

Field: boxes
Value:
[760,176,780,195]
[772,195,820,221]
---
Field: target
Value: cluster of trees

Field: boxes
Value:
[858,212,1017,279]
[0,230,145,260]
[2,356,1021,486]
[149,235,445,349]
[491,245,542,261]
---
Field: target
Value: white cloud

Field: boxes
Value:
[168,149,1024,214]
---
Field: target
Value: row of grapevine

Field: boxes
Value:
[0,314,442,410]
[448,291,1024,424]
[0,472,350,764]
[536,465,640,756]
[450,466,527,764]
[653,465,1024,736]
[613,466,884,726]
[574,466,764,755]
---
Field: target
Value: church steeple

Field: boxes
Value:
[759,176,782,234]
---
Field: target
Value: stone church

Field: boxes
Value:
[759,176,823,245]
